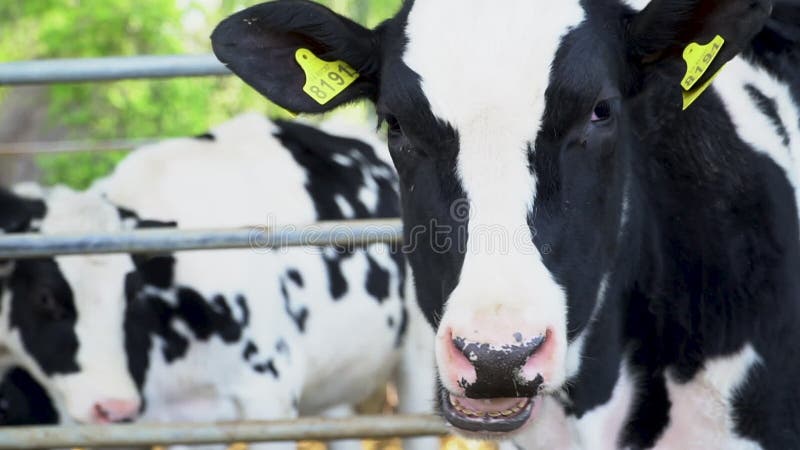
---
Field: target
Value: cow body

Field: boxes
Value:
[102,115,432,445]
[213,1,800,449]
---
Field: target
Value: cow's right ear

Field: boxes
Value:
[211,0,381,114]
[627,0,773,106]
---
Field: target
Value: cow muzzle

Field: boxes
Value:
[436,323,559,434]
[91,398,140,424]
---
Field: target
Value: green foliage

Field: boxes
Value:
[0,0,401,189]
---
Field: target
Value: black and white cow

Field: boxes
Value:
[0,184,141,424]
[2,114,435,450]
[213,1,800,448]
[101,114,434,450]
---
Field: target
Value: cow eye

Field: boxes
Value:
[591,100,612,123]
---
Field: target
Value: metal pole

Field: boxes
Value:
[0,138,160,155]
[0,219,403,259]
[0,54,230,85]
[0,414,449,449]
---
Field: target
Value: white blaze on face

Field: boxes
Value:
[49,253,139,422]
[39,187,140,422]
[403,0,586,391]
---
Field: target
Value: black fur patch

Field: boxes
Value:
[0,367,59,425]
[9,260,80,376]
[243,341,258,361]
[254,360,279,378]
[321,248,353,300]
[744,83,791,147]
[365,255,390,302]
[195,132,216,141]
[281,278,309,333]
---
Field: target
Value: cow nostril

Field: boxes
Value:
[93,400,139,424]
[94,403,111,422]
[454,332,547,365]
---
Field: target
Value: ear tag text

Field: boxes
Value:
[295,48,359,105]
[681,35,725,110]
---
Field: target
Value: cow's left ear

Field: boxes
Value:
[627,0,773,110]
[211,0,381,114]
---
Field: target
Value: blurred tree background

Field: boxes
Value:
[0,0,401,188]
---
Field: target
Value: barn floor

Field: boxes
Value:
[143,430,496,450]
[225,437,497,450]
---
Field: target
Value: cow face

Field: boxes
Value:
[0,187,140,424]
[213,0,771,436]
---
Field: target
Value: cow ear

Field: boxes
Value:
[211,0,381,114]
[0,189,45,233]
[628,0,772,111]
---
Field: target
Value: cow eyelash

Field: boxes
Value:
[591,100,612,123]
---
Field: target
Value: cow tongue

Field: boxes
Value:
[449,395,530,417]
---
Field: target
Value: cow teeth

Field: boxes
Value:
[488,411,502,418]
[517,400,528,408]
[501,409,514,416]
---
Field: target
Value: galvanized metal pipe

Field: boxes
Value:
[0,219,403,259]
[0,414,449,449]
[0,54,230,85]
[0,138,160,155]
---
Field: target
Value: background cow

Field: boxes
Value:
[213,0,800,449]
[101,113,435,450]
[0,183,141,425]
[0,114,436,450]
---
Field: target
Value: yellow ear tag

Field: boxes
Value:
[681,35,725,110]
[295,48,360,106]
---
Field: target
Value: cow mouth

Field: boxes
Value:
[440,391,535,434]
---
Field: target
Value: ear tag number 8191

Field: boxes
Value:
[681,35,725,110]
[295,48,359,106]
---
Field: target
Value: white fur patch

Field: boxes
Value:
[573,361,636,450]
[103,113,316,228]
[714,57,800,218]
[404,0,586,390]
[653,345,763,450]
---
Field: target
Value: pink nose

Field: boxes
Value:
[439,327,552,398]
[91,399,140,423]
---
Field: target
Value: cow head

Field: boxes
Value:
[0,186,140,424]
[213,0,771,437]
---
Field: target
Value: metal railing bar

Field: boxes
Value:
[0,138,162,155]
[0,414,449,449]
[0,219,404,259]
[0,54,231,85]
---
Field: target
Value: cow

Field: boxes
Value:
[0,183,141,425]
[0,114,436,450]
[212,1,800,448]
[101,113,435,450]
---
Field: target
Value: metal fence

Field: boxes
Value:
[0,55,430,448]
[0,415,448,449]
[0,55,230,85]
[0,219,404,259]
